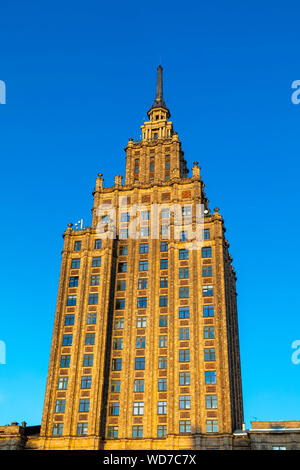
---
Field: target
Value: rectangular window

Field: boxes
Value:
[117,280,126,291]
[136,336,146,349]
[94,239,102,249]
[55,399,66,413]
[88,293,98,305]
[133,402,144,415]
[179,249,189,260]
[206,395,218,409]
[180,231,188,241]
[112,358,122,370]
[110,380,121,393]
[138,278,148,289]
[114,318,124,329]
[87,313,97,324]
[77,422,88,435]
[159,335,167,348]
[139,260,148,271]
[205,370,216,384]
[158,378,167,391]
[92,256,101,267]
[118,262,127,273]
[157,425,167,438]
[203,305,214,317]
[69,276,79,287]
[160,241,168,252]
[160,277,168,288]
[202,265,213,277]
[132,426,143,438]
[71,259,80,269]
[57,377,68,390]
[135,357,145,370]
[179,287,189,298]
[120,212,130,222]
[179,328,190,340]
[116,298,125,310]
[62,334,72,346]
[203,228,210,240]
[107,426,118,439]
[179,307,190,319]
[161,208,170,219]
[141,210,150,220]
[119,245,128,255]
[159,295,168,307]
[182,205,192,217]
[139,243,149,254]
[137,297,147,308]
[179,372,190,385]
[136,316,147,328]
[85,333,95,345]
[179,420,191,434]
[74,241,81,251]
[206,420,218,432]
[179,395,191,409]
[202,247,212,258]
[79,398,90,412]
[113,338,123,350]
[64,314,74,326]
[90,274,100,286]
[81,376,92,389]
[157,401,167,415]
[67,295,77,306]
[179,267,189,279]
[119,228,128,239]
[158,356,167,369]
[204,326,215,339]
[83,354,93,367]
[60,355,70,368]
[109,402,120,416]
[203,285,213,297]
[179,349,190,362]
[160,259,168,270]
[204,348,215,361]
[134,379,144,392]
[52,423,63,435]
[159,315,168,327]
[140,227,149,238]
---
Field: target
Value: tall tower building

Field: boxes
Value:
[39,66,244,450]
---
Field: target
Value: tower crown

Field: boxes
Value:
[147,65,170,120]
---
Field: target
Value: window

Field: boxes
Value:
[179,372,190,385]
[112,358,122,370]
[157,425,167,438]
[179,249,189,260]
[134,159,139,173]
[87,313,97,324]
[134,379,144,392]
[69,276,79,287]
[101,215,110,225]
[120,212,130,222]
[116,298,125,310]
[77,422,88,435]
[205,371,216,384]
[179,420,191,434]
[158,401,167,415]
[179,349,190,362]
[202,265,213,277]
[114,318,124,329]
[60,355,70,368]
[161,224,169,236]
[71,259,80,269]
[204,348,215,361]
[138,278,148,289]
[67,295,77,306]
[136,316,147,328]
[204,326,215,339]
[159,335,167,348]
[88,293,98,305]
[179,395,191,409]
[179,307,190,319]
[119,228,128,239]
[182,206,192,217]
[141,210,150,220]
[83,354,93,367]
[165,156,170,170]
[113,338,123,350]
[64,314,74,326]
[160,259,168,270]
[202,247,212,258]
[160,277,168,288]
[109,402,120,416]
[139,243,149,254]
[161,208,170,218]
[206,395,217,409]
[133,402,144,415]
[206,420,218,433]
[119,245,128,255]
[140,226,149,238]
[62,334,72,346]
[92,256,101,267]
[132,426,143,438]
[85,333,95,345]
[203,285,213,297]
[55,400,66,413]
[118,262,127,273]
[158,356,167,369]
[57,377,68,390]
[159,295,168,307]
[79,399,90,412]
[180,231,188,241]
[107,426,118,439]
[203,305,214,317]
[179,287,189,298]
[272,446,286,450]
[52,423,63,435]
[136,336,146,349]
[94,239,102,249]
[137,297,147,308]
[110,380,121,393]
[160,241,168,252]
[135,357,145,369]
[159,315,168,327]
[158,378,167,391]
[74,241,81,251]
[150,158,155,172]
[203,228,210,240]
[90,274,100,286]
[81,376,92,389]
[117,280,126,291]
[179,267,189,279]
[179,328,190,340]
[139,260,148,271]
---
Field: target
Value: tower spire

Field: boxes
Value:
[148,65,170,118]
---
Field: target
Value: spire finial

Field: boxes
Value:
[148,65,170,118]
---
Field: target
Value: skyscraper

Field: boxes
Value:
[39,66,243,450]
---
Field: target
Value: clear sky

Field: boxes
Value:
[0,0,300,428]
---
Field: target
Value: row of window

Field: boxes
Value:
[73,239,102,252]
[70,256,101,270]
[114,304,214,318]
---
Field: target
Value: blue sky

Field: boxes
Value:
[0,0,300,428]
